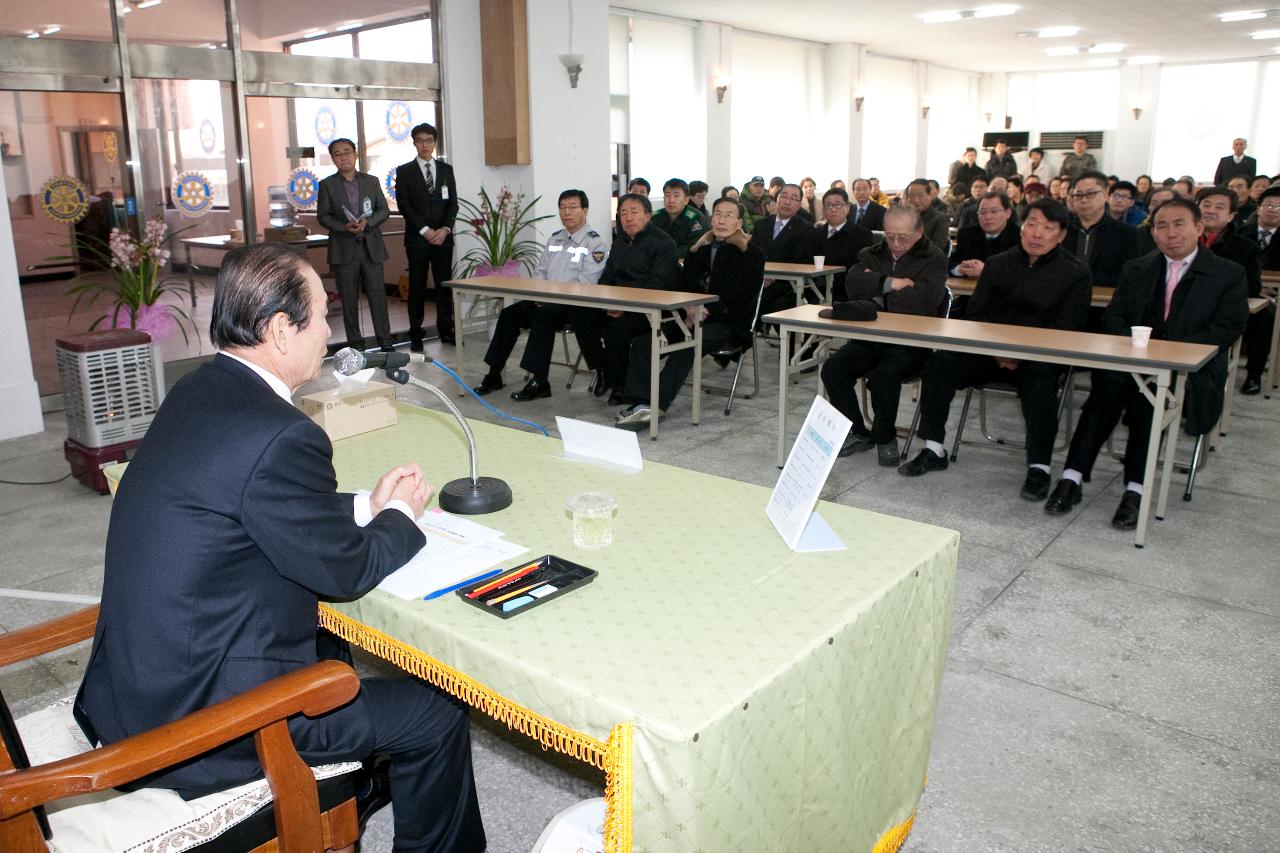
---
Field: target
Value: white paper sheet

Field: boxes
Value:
[766,396,851,551]
[555,416,644,473]
[377,537,529,600]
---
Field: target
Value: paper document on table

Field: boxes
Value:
[417,508,505,544]
[377,536,528,600]
[766,395,851,551]
[556,416,643,473]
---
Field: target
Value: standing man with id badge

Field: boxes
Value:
[396,122,460,349]
[317,137,394,352]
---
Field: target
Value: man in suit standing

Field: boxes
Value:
[396,122,458,349]
[74,243,486,851]
[850,178,886,231]
[1044,198,1248,528]
[317,138,393,352]
[1214,138,1257,187]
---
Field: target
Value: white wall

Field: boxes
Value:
[0,163,44,440]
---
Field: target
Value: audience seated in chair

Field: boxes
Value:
[953,176,990,230]
[651,177,711,260]
[903,178,952,254]
[1196,186,1267,395]
[1067,171,1150,284]
[949,191,1021,281]
[850,178,886,230]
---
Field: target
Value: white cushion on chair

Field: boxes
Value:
[17,697,360,853]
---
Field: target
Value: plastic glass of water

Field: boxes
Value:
[565,491,617,550]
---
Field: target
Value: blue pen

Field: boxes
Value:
[423,568,504,601]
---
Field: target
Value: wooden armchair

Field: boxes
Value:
[0,606,363,853]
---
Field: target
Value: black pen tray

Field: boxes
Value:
[456,554,596,618]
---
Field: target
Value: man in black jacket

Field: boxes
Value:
[616,197,765,426]
[572,193,679,404]
[395,122,459,348]
[752,182,820,322]
[1196,186,1267,394]
[900,200,1091,500]
[821,206,947,466]
[1044,198,1248,528]
[949,191,1020,278]
[949,147,987,189]
[850,178,886,230]
[953,176,990,231]
[1213,138,1256,186]
[800,187,877,302]
[1066,171,1149,285]
[985,139,1019,179]
[903,178,951,253]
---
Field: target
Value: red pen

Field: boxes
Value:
[465,559,543,599]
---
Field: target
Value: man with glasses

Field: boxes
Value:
[902,178,951,253]
[650,178,710,260]
[317,138,394,352]
[1197,187,1267,395]
[396,122,459,348]
[1066,171,1148,286]
[821,205,947,467]
[471,190,609,401]
[900,200,1091,501]
[949,191,1020,281]
[802,187,876,302]
[1106,180,1145,226]
[751,183,815,321]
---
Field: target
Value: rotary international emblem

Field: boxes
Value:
[385,101,412,142]
[40,175,91,225]
[385,168,397,201]
[199,119,217,153]
[314,106,337,145]
[173,170,214,217]
[288,167,319,209]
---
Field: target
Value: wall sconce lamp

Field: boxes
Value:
[714,76,730,103]
[921,105,931,119]
[984,111,993,123]
[559,53,583,88]
[1132,106,1142,120]
[855,96,864,112]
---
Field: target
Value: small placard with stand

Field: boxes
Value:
[766,396,852,552]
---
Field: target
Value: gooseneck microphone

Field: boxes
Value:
[332,347,512,515]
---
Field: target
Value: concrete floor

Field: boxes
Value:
[2,320,1278,852]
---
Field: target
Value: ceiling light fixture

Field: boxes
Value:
[921,10,964,23]
[1251,28,1280,37]
[921,4,1017,23]
[25,31,40,39]
[1088,42,1125,53]
[1044,46,1080,56]
[1219,10,1267,22]
[303,30,329,38]
[972,4,1019,18]
[136,0,163,8]
[336,21,363,31]
[1038,26,1080,37]
[42,25,61,35]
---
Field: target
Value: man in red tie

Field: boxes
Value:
[1043,198,1248,529]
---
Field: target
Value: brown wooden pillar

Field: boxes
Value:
[478,0,531,165]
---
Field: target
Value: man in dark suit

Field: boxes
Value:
[74,244,485,852]
[749,182,811,262]
[949,190,1020,278]
[396,122,459,349]
[1197,187,1268,394]
[903,178,951,253]
[317,138,393,352]
[1044,198,1248,528]
[1066,171,1149,285]
[1214,137,1257,187]
[850,178,886,231]
[800,187,877,302]
[1242,185,1280,271]
[900,200,1092,500]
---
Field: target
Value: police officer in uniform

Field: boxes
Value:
[650,178,710,259]
[472,189,609,401]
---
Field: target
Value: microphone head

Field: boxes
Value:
[333,347,366,376]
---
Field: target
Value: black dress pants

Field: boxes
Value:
[292,676,485,853]
[572,312,654,391]
[1244,303,1275,377]
[821,342,929,444]
[483,300,572,379]
[622,320,736,411]
[406,239,455,342]
[333,252,391,350]
[1063,370,1154,485]
[918,352,1064,466]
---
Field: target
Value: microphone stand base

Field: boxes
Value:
[439,476,513,515]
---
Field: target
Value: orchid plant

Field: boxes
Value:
[455,186,552,277]
[64,218,193,343]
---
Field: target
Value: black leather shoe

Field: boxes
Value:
[877,441,901,467]
[1242,374,1262,395]
[409,338,424,353]
[511,377,551,401]
[608,390,626,405]
[591,369,610,397]
[1043,479,1082,514]
[838,432,875,457]
[898,449,948,477]
[354,759,392,833]
[1020,468,1051,501]
[473,373,503,396]
[1111,489,1142,530]
[438,334,456,346]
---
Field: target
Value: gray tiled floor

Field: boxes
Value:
[2,327,1278,852]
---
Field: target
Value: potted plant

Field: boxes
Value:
[455,186,552,277]
[64,218,193,345]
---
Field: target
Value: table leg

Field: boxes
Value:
[1267,297,1280,398]
[777,325,790,468]
[453,289,465,395]
[1219,337,1242,442]
[1132,371,1169,548]
[691,311,703,426]
[185,244,196,309]
[1155,374,1186,523]
[649,312,661,441]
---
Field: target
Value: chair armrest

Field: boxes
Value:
[0,607,98,668]
[0,660,359,820]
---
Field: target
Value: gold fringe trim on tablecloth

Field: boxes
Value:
[318,605,633,852]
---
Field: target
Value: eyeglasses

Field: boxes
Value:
[822,201,847,210]
[1260,203,1280,211]
[1069,189,1104,201]
[330,149,356,158]
[883,232,917,244]
[777,193,801,203]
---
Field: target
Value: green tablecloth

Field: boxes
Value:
[327,405,958,852]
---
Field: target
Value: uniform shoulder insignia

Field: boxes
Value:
[690,221,704,233]
[682,208,698,221]
[592,250,606,262]
[588,230,600,238]
[553,228,567,237]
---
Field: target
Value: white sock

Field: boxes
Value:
[1030,463,1050,474]
[1062,468,1083,485]
[1126,481,1144,495]
[925,440,946,458]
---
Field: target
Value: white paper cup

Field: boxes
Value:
[1131,326,1152,348]
[813,255,826,268]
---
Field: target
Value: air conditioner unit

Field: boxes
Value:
[55,329,165,493]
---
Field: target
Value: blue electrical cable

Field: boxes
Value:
[427,358,551,437]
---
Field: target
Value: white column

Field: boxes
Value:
[0,163,44,440]
[979,72,1008,136]
[699,22,731,194]
[1109,64,1159,178]
[915,61,930,179]
[825,44,865,182]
